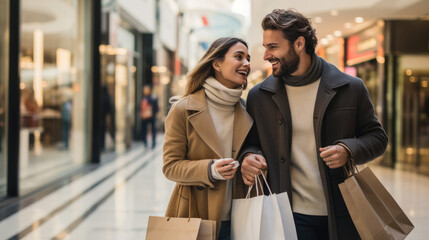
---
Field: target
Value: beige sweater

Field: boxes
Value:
[285,79,328,216]
[204,77,242,221]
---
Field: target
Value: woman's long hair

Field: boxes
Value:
[184,37,248,97]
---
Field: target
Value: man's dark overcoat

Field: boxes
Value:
[236,58,388,240]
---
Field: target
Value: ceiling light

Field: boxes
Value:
[406,69,413,76]
[314,17,322,23]
[355,17,364,23]
[344,22,352,29]
[334,30,342,37]
[320,38,329,45]
[330,10,339,16]
[327,34,334,40]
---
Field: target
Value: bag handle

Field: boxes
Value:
[245,170,273,199]
[343,156,359,178]
[169,185,199,221]
[188,187,201,218]
[167,184,184,220]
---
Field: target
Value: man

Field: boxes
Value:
[239,9,388,240]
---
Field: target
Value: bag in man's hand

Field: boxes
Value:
[339,161,414,240]
[231,171,297,240]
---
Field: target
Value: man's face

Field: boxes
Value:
[263,29,300,77]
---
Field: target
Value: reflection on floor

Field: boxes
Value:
[20,147,80,194]
[0,137,428,239]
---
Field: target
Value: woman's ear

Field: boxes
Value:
[212,60,221,72]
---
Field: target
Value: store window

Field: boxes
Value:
[100,13,137,155]
[19,0,91,193]
[0,0,9,198]
[398,55,429,173]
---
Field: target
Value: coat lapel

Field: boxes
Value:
[313,58,351,141]
[260,75,292,131]
[187,90,223,158]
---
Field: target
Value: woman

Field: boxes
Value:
[163,37,253,239]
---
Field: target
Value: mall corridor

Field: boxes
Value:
[0,136,427,239]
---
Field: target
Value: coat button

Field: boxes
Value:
[281,156,286,163]
[196,186,204,190]
[278,118,284,125]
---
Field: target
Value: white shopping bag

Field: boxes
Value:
[276,192,298,240]
[231,193,264,240]
[231,172,297,240]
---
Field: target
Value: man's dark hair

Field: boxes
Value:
[262,9,318,54]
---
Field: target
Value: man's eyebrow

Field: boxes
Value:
[263,43,278,47]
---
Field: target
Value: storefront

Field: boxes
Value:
[384,20,429,174]
[0,0,160,203]
[0,0,101,201]
[154,0,178,126]
[99,0,156,156]
[345,20,429,173]
[345,22,385,120]
[16,0,93,194]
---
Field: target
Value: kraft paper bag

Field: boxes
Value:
[146,216,201,240]
[197,219,217,240]
[146,185,216,240]
[339,166,414,240]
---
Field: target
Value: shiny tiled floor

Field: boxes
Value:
[0,137,427,239]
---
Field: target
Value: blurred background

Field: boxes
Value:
[0,0,429,238]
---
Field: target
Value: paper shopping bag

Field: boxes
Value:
[147,185,216,240]
[197,219,216,240]
[231,172,296,240]
[146,216,201,240]
[339,166,414,240]
[231,194,264,240]
[276,192,298,240]
[259,194,287,240]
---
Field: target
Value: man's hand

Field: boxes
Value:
[319,144,349,169]
[241,154,267,186]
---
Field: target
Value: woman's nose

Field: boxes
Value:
[243,59,250,67]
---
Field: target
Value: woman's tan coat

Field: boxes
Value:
[163,89,253,235]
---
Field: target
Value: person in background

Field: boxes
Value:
[239,9,388,240]
[140,85,159,149]
[162,37,252,240]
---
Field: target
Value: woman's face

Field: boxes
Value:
[213,42,250,89]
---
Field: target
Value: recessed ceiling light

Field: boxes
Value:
[334,30,342,37]
[314,17,322,23]
[327,34,334,40]
[355,17,364,23]
[344,22,352,28]
[330,10,339,16]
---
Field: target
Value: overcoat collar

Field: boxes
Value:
[186,89,253,159]
[259,57,350,93]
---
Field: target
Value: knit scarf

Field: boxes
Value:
[203,77,242,106]
[281,52,323,86]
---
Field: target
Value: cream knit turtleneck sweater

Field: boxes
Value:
[203,77,242,221]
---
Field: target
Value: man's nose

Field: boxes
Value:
[263,51,270,61]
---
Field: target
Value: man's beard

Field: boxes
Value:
[273,48,300,77]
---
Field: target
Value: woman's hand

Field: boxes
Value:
[215,158,238,179]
